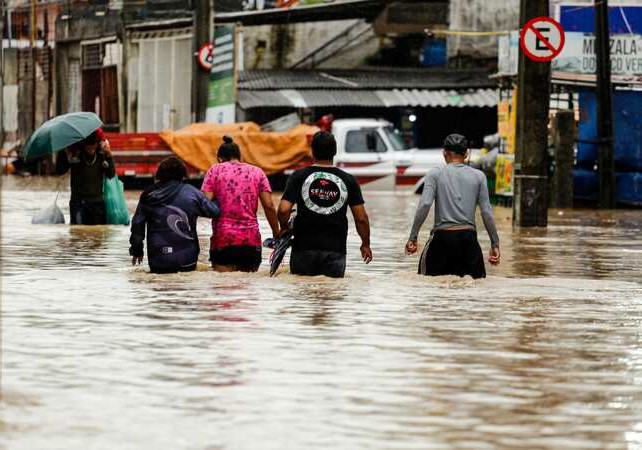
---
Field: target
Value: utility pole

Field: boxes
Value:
[192,0,211,123]
[595,0,615,208]
[30,0,37,134]
[513,0,551,227]
[1,0,5,147]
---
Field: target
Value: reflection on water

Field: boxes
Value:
[1,177,642,449]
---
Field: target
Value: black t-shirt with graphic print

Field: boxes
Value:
[282,165,364,254]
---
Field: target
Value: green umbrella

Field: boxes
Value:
[22,112,103,160]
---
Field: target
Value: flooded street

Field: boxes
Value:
[2,177,642,449]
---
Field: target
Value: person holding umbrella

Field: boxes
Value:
[56,129,115,224]
[23,112,117,225]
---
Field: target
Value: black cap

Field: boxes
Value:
[443,133,468,154]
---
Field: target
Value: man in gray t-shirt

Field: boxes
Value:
[405,134,500,279]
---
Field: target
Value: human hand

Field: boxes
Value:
[360,244,373,264]
[488,247,500,266]
[405,240,418,255]
[278,227,290,238]
[100,139,112,157]
[132,256,143,266]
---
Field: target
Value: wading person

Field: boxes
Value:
[57,129,116,225]
[405,133,500,279]
[201,136,279,272]
[130,157,221,274]
[277,131,372,278]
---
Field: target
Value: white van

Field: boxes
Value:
[328,118,444,191]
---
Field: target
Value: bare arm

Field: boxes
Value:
[260,191,280,239]
[277,199,293,234]
[203,191,215,201]
[477,175,500,265]
[350,204,372,264]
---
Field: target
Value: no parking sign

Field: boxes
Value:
[520,16,565,62]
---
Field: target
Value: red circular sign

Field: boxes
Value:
[197,43,214,71]
[519,16,565,62]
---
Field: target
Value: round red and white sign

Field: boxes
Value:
[197,43,214,71]
[519,16,565,62]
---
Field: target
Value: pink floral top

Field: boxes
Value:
[201,161,272,250]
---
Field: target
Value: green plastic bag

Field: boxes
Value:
[103,176,130,225]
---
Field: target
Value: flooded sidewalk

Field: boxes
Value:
[1,177,642,449]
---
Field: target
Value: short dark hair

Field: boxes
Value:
[443,133,468,155]
[311,131,337,161]
[81,131,99,147]
[156,156,187,182]
[217,135,241,162]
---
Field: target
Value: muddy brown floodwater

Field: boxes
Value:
[1,176,642,449]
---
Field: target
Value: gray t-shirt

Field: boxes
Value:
[408,163,499,248]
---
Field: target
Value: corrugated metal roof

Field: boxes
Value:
[239,68,495,91]
[237,88,498,109]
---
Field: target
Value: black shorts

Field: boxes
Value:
[69,199,106,225]
[290,250,347,278]
[210,245,262,272]
[419,229,486,279]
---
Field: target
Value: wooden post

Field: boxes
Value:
[192,0,211,123]
[0,0,5,147]
[551,109,574,208]
[513,0,551,227]
[30,0,37,134]
[595,0,615,208]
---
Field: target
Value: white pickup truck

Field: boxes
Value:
[321,118,445,191]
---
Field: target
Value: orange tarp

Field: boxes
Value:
[159,122,318,175]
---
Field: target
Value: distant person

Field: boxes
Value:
[57,129,115,225]
[405,134,500,279]
[201,136,279,272]
[130,157,220,274]
[277,131,372,278]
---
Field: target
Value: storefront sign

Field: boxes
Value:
[206,25,237,124]
[553,32,642,76]
[495,154,514,197]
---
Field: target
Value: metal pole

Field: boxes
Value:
[595,0,615,208]
[513,0,551,227]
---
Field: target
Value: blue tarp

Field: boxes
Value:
[574,169,642,206]
[577,89,642,172]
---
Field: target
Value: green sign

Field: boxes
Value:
[207,25,236,123]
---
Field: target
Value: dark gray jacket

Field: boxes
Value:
[130,181,220,273]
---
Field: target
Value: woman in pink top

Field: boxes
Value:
[201,136,280,272]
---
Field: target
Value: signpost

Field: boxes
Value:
[197,43,215,72]
[520,16,566,62]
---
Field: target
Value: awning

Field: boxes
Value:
[238,88,498,109]
[215,0,386,26]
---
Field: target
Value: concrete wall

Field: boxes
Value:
[241,19,379,69]
[448,0,520,60]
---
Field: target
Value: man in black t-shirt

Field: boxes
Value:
[278,131,373,278]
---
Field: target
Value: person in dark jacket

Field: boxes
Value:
[129,157,221,274]
[57,129,116,225]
